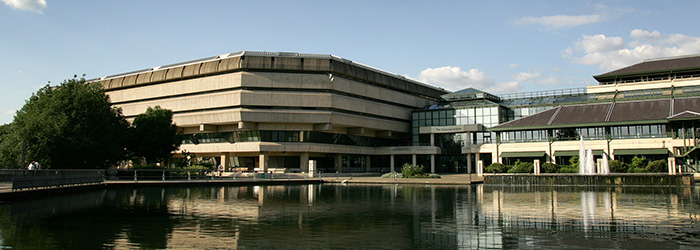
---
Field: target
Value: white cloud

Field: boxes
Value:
[417,66,521,93]
[566,29,700,70]
[515,14,602,29]
[2,0,46,13]
[537,76,560,85]
[514,72,541,82]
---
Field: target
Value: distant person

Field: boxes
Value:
[27,161,36,170]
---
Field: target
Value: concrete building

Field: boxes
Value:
[99,51,448,174]
[99,52,700,175]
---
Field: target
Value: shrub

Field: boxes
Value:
[630,157,648,169]
[569,156,580,168]
[508,162,534,173]
[131,164,163,169]
[629,167,647,173]
[485,163,510,173]
[540,163,559,173]
[557,165,579,173]
[609,160,627,173]
[646,160,667,173]
[402,164,427,178]
[381,172,403,178]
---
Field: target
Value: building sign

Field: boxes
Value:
[419,124,484,134]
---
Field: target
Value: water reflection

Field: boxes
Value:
[0,184,699,249]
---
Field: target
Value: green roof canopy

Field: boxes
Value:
[500,151,547,158]
[613,148,669,155]
[553,150,604,157]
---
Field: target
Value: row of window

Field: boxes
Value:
[499,124,669,143]
[182,131,406,147]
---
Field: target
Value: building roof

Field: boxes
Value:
[94,51,449,98]
[594,55,700,81]
[490,96,700,131]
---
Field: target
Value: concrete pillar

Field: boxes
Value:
[300,152,309,172]
[668,157,677,175]
[412,154,417,166]
[430,133,435,146]
[334,154,342,173]
[430,155,435,173]
[467,154,473,174]
[220,153,229,170]
[477,160,484,176]
[534,159,541,175]
[390,155,395,173]
[259,153,268,172]
[366,155,371,172]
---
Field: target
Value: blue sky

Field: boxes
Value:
[2,0,700,124]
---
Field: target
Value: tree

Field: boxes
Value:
[0,77,130,169]
[128,106,181,165]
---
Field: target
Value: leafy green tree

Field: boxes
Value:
[128,106,181,164]
[646,160,667,173]
[609,160,627,173]
[0,77,129,169]
[628,157,648,173]
[540,162,559,173]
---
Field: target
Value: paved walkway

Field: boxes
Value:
[322,174,483,185]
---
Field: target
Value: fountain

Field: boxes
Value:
[578,137,597,175]
[484,136,694,186]
[600,153,610,175]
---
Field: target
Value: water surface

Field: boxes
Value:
[1,184,699,249]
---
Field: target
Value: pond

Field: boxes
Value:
[1,184,699,249]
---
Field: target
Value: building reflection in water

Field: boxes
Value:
[1,184,699,249]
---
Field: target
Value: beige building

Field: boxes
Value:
[99,51,448,173]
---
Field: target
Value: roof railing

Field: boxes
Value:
[498,87,588,100]
[597,74,700,85]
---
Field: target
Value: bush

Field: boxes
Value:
[485,163,511,173]
[609,160,627,173]
[629,167,647,173]
[402,164,427,178]
[131,164,163,169]
[508,162,534,173]
[540,163,559,173]
[646,160,667,173]
[630,157,648,170]
[557,166,578,173]
[381,172,403,178]
[569,156,580,168]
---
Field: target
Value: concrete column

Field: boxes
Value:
[430,155,435,173]
[430,133,435,146]
[259,153,268,172]
[300,152,309,172]
[412,154,417,166]
[467,153,473,174]
[477,160,484,176]
[668,157,677,175]
[366,155,371,172]
[534,159,541,175]
[220,153,229,170]
[390,155,395,173]
[334,154,342,173]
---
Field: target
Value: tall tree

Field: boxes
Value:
[128,106,181,164]
[0,77,129,169]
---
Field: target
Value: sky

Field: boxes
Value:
[2,0,700,125]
